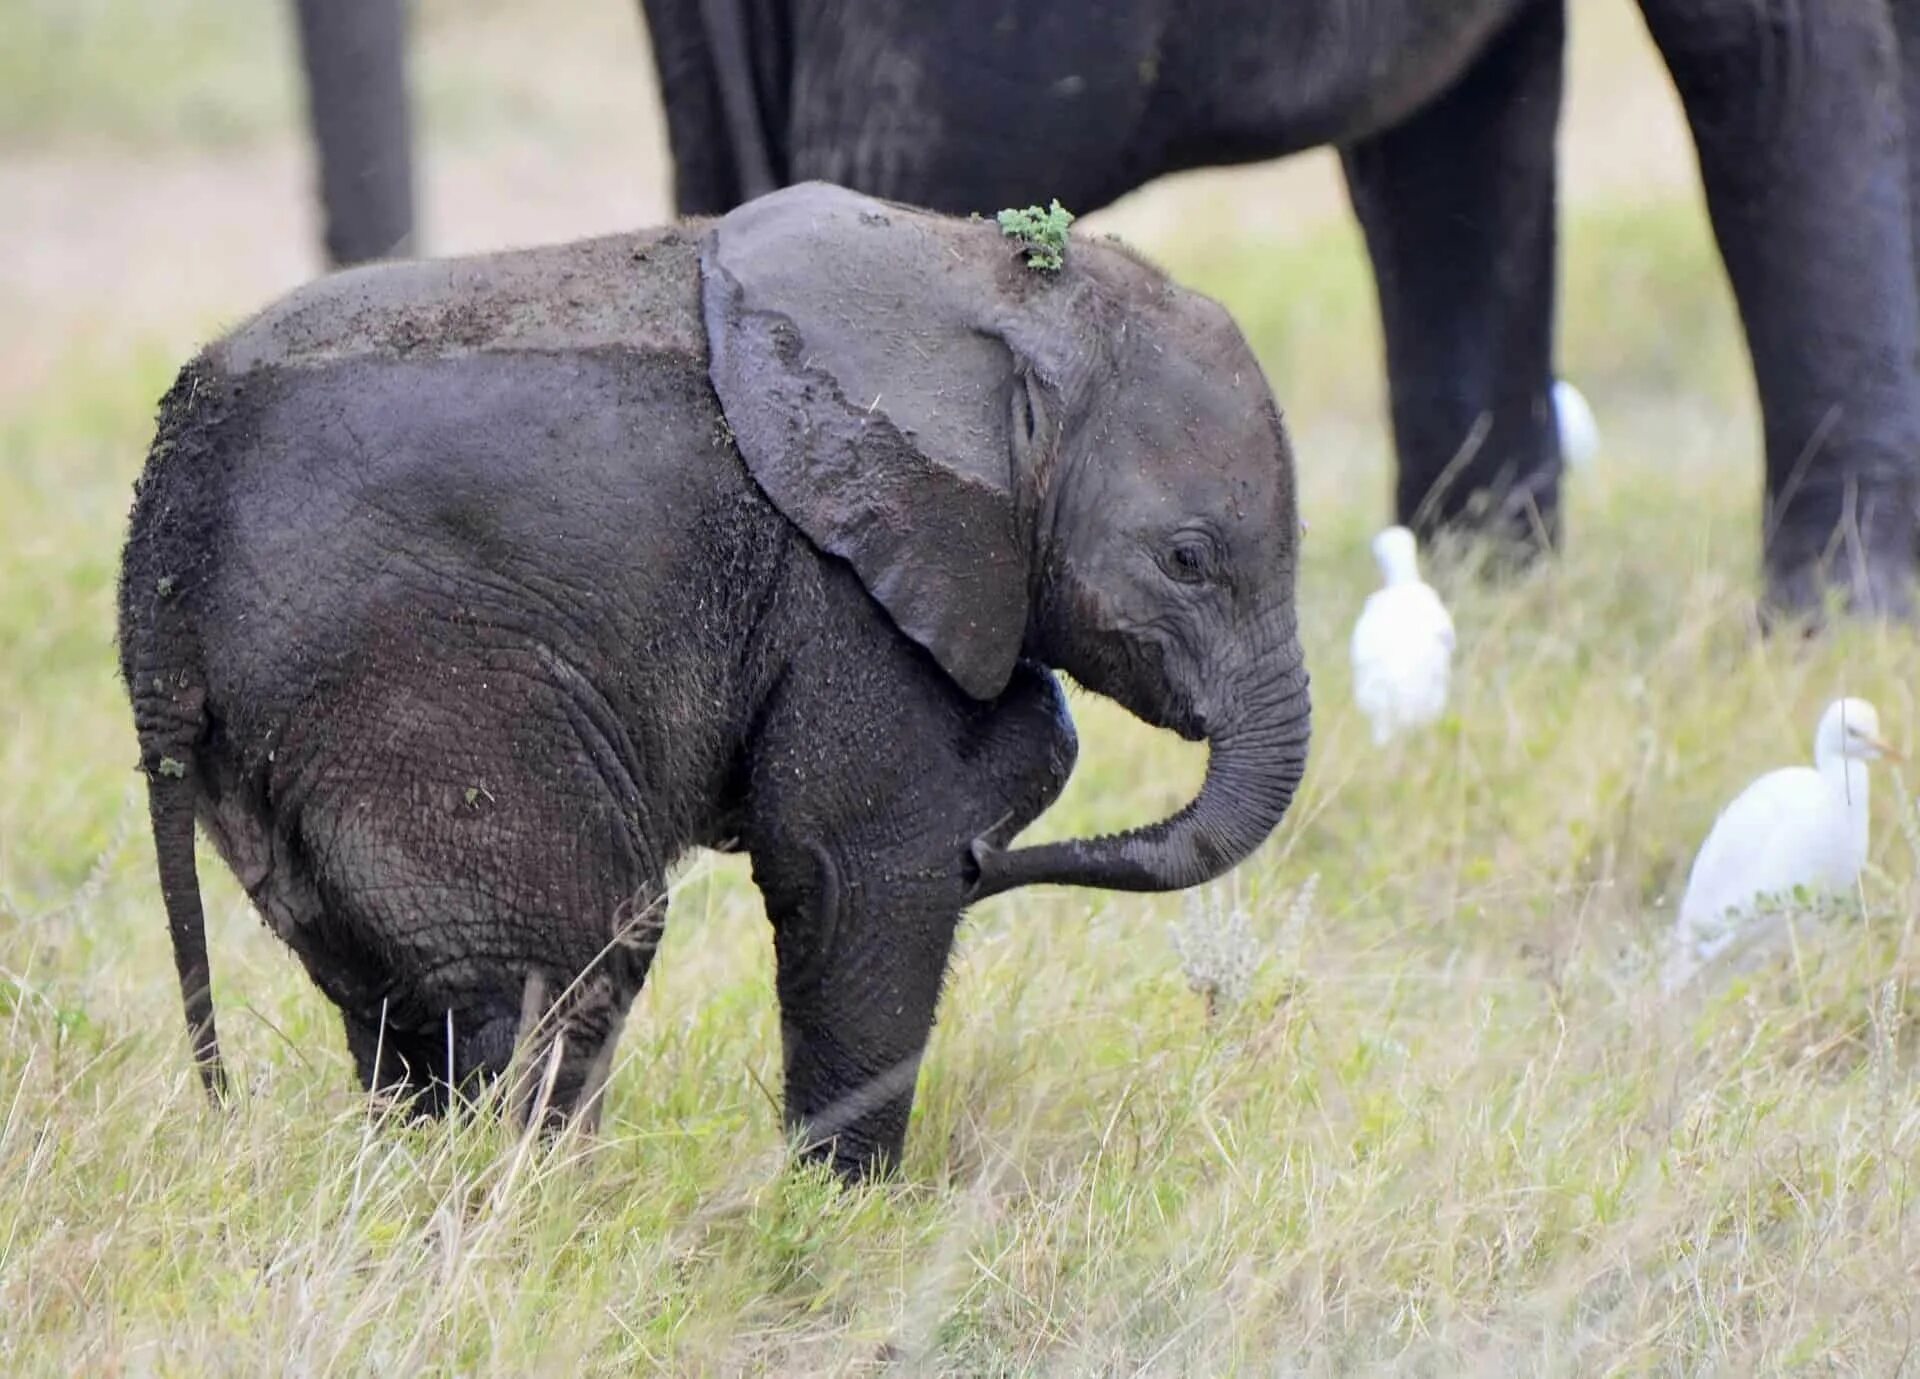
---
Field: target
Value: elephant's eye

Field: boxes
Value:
[1164,533,1218,586]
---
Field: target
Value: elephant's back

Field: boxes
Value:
[212,222,712,376]
[221,343,748,632]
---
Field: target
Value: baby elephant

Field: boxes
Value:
[118,183,1310,1176]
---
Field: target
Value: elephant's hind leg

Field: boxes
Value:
[1342,0,1566,551]
[1641,0,1920,615]
[321,856,656,1129]
[498,953,650,1135]
[277,670,667,1128]
[341,963,639,1132]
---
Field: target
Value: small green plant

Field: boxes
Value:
[996,200,1075,272]
[1171,884,1260,1024]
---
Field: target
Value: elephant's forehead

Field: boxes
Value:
[1109,317,1283,458]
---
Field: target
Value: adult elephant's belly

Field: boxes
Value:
[1177,0,1538,163]
[786,4,1177,215]
[784,0,1532,217]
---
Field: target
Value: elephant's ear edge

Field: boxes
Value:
[698,224,1028,701]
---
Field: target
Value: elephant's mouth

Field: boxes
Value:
[1067,633,1207,743]
[1141,663,1222,744]
[1092,675,1205,742]
[1158,698,1207,743]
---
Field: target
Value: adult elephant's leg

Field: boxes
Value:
[1894,1,1920,300]
[1640,0,1920,614]
[1341,0,1566,547]
[638,0,759,214]
[291,0,415,265]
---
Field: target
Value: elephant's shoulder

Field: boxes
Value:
[212,227,709,375]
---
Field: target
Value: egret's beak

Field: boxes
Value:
[1866,736,1904,762]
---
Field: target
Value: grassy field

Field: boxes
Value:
[6,2,1920,1374]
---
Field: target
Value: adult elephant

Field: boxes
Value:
[290,0,414,267]
[642,0,1920,614]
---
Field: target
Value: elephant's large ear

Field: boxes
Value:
[700,183,1031,701]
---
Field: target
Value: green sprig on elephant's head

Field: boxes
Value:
[996,200,1075,272]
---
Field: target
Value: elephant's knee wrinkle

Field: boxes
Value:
[774,842,845,1000]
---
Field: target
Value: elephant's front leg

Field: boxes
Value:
[1641,0,1920,614]
[1899,0,1920,284]
[1341,0,1566,549]
[746,660,1075,1178]
[761,850,960,1178]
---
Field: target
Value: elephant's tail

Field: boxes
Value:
[120,356,230,1102]
[144,754,225,1100]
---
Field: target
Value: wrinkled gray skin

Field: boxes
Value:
[642,0,1920,616]
[119,183,1310,1178]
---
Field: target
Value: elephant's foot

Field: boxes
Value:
[1762,552,1918,630]
[1407,455,1563,580]
[1393,389,1565,567]
[1761,490,1919,627]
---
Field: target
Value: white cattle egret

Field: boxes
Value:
[1350,526,1454,746]
[1553,379,1600,470]
[1664,698,1899,993]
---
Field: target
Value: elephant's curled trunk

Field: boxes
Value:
[968,665,1310,900]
